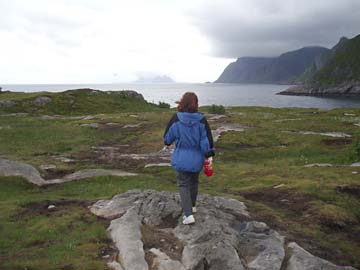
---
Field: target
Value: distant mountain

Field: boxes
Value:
[133,75,175,83]
[278,34,360,96]
[215,47,329,84]
[296,37,349,83]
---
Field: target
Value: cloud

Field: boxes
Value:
[0,0,232,83]
[189,0,360,58]
[2,0,357,83]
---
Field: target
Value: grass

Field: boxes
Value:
[0,88,164,115]
[312,34,360,86]
[1,92,360,269]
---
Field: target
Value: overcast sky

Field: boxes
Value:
[0,0,359,84]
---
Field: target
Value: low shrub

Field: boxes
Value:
[208,104,226,114]
[158,101,170,109]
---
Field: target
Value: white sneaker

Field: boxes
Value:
[192,207,197,213]
[182,215,195,225]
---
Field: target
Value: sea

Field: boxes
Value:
[2,83,360,109]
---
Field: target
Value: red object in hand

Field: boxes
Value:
[204,160,214,177]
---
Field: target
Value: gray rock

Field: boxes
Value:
[0,100,16,107]
[108,208,148,270]
[39,164,57,170]
[149,248,185,270]
[0,158,46,185]
[304,163,333,167]
[237,221,285,270]
[283,130,351,138]
[90,190,357,270]
[0,158,137,186]
[212,123,249,142]
[33,96,52,106]
[107,261,124,270]
[0,112,28,117]
[207,114,226,121]
[80,123,99,128]
[51,156,76,163]
[274,118,303,122]
[286,242,356,270]
[45,169,137,184]
[123,123,142,128]
[277,81,360,97]
[144,163,171,168]
[350,162,360,167]
[119,90,145,102]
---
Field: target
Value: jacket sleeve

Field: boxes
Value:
[163,113,178,146]
[200,116,215,158]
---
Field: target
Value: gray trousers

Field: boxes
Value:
[176,171,200,217]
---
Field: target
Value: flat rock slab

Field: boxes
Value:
[207,114,227,121]
[283,131,351,138]
[274,118,303,122]
[90,190,356,270]
[212,123,249,142]
[350,162,360,167]
[304,163,333,167]
[0,158,137,186]
[286,242,356,270]
[46,169,137,184]
[144,163,171,168]
[0,158,46,185]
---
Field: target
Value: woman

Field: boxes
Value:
[163,92,215,225]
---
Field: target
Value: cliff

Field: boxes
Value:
[215,47,329,84]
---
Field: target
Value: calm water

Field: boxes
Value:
[2,83,360,109]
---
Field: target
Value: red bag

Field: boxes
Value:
[204,160,214,177]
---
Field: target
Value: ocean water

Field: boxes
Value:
[2,83,360,109]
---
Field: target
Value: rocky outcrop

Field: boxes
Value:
[33,96,52,106]
[119,90,145,102]
[286,242,355,270]
[0,158,136,186]
[0,100,17,107]
[90,189,357,270]
[277,81,360,96]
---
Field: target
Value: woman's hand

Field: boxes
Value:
[207,157,213,169]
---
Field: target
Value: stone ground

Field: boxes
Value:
[90,189,357,270]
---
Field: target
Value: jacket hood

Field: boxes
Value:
[177,112,204,126]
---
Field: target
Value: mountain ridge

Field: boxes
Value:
[215,46,329,84]
[278,34,360,96]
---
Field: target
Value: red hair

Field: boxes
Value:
[177,92,199,113]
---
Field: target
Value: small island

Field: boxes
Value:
[133,75,175,83]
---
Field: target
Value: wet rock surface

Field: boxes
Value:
[90,189,356,270]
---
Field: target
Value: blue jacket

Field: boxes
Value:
[164,112,215,172]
